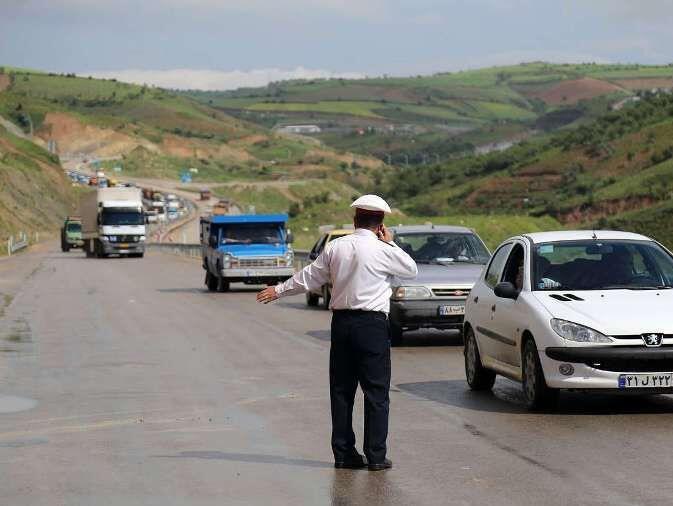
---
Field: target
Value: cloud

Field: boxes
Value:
[19,0,388,20]
[86,67,366,91]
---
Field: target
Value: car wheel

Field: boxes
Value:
[521,338,559,411]
[217,278,230,292]
[321,285,331,310]
[464,327,496,391]
[306,292,319,307]
[205,272,218,292]
[389,319,404,347]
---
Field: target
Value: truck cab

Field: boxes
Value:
[61,216,83,252]
[201,214,295,292]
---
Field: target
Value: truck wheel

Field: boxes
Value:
[389,320,404,347]
[321,285,331,310]
[206,272,218,292]
[217,278,230,292]
[306,292,319,307]
[85,240,94,258]
[62,243,69,253]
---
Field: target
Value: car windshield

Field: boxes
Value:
[66,223,82,233]
[533,240,673,291]
[221,224,282,244]
[101,209,144,226]
[395,232,490,264]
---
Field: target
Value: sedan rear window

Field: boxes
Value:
[395,233,490,265]
[533,240,673,291]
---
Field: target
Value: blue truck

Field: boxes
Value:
[201,214,295,292]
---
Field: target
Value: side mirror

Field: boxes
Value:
[494,281,519,300]
[208,236,218,248]
[286,230,294,244]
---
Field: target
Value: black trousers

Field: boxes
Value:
[330,310,391,464]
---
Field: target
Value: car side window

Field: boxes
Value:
[485,243,513,288]
[310,235,328,258]
[502,244,525,290]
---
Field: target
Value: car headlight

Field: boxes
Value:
[550,319,613,343]
[284,251,294,266]
[100,235,109,242]
[108,235,117,242]
[222,253,232,268]
[139,235,146,241]
[393,286,432,300]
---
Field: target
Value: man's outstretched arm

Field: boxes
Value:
[257,248,331,304]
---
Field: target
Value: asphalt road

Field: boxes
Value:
[2,246,673,505]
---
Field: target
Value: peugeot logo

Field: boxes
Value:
[642,333,664,347]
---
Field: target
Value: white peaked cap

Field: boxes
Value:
[350,194,392,213]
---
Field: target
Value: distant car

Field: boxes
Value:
[463,230,673,410]
[389,225,490,345]
[305,228,354,308]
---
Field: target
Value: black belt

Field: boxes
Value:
[333,309,388,319]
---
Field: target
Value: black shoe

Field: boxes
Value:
[368,458,392,471]
[334,453,367,469]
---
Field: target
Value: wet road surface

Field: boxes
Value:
[1,247,673,505]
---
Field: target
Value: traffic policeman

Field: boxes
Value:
[257,195,417,471]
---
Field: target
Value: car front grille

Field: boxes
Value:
[237,257,280,268]
[588,358,673,373]
[113,235,140,242]
[611,334,673,340]
[431,288,471,298]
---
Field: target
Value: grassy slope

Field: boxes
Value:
[0,124,75,245]
[390,91,673,248]
[186,63,673,163]
[0,70,385,188]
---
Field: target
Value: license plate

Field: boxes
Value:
[618,373,673,389]
[119,243,130,248]
[438,305,464,316]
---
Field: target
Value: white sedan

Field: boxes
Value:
[463,230,673,410]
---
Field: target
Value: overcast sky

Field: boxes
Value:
[2,0,673,90]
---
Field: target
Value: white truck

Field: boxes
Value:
[80,187,146,258]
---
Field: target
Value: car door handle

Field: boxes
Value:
[473,296,479,304]
[491,304,496,312]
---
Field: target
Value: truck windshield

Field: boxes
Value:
[221,224,282,244]
[67,223,82,233]
[395,232,490,264]
[102,209,144,226]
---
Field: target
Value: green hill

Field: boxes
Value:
[0,123,75,246]
[185,62,673,166]
[0,67,385,187]
[384,90,673,248]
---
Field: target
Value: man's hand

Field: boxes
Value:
[377,223,394,243]
[257,286,279,304]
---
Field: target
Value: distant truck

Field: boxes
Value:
[80,187,146,258]
[201,214,294,292]
[60,216,83,252]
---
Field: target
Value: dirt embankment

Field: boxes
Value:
[526,78,625,106]
[37,112,160,158]
[560,196,657,224]
[0,132,75,241]
[160,134,254,163]
[0,74,10,92]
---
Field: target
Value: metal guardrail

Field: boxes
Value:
[6,232,30,256]
[146,243,202,258]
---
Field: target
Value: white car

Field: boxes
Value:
[463,230,673,410]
